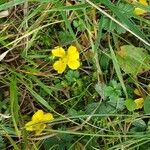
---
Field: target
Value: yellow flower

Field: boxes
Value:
[134,0,148,15]
[134,88,142,97]
[25,110,54,135]
[134,98,144,109]
[52,46,80,74]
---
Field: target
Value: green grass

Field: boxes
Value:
[0,0,150,149]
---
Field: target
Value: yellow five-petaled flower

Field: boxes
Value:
[134,88,144,109]
[25,110,54,135]
[52,45,80,74]
[134,0,149,15]
[134,98,144,109]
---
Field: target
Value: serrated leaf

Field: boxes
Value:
[116,98,125,111]
[131,118,147,132]
[95,83,104,98]
[104,80,122,102]
[125,99,136,111]
[117,45,150,76]
[86,102,115,114]
[65,70,79,83]
[104,86,114,97]
[144,96,150,114]
[58,31,74,45]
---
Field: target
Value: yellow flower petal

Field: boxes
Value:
[134,0,148,15]
[52,47,65,58]
[25,121,35,131]
[140,0,148,6]
[32,110,44,122]
[67,46,79,60]
[25,121,43,132]
[134,8,147,15]
[52,45,81,73]
[35,124,46,135]
[43,113,54,122]
[68,60,80,70]
[53,59,67,74]
[67,46,80,70]
[134,98,144,109]
[25,110,54,135]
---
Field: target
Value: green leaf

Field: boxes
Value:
[104,86,114,97]
[100,52,110,71]
[104,80,122,102]
[116,98,125,111]
[95,83,104,98]
[118,3,134,14]
[65,70,79,83]
[132,119,147,132]
[109,45,128,98]
[100,0,148,41]
[144,96,150,114]
[86,102,115,114]
[117,45,150,76]
[125,99,136,112]
[102,17,126,34]
[73,20,85,32]
[0,0,26,11]
[58,31,74,45]
[10,76,20,137]
[0,0,6,5]
[0,136,5,149]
